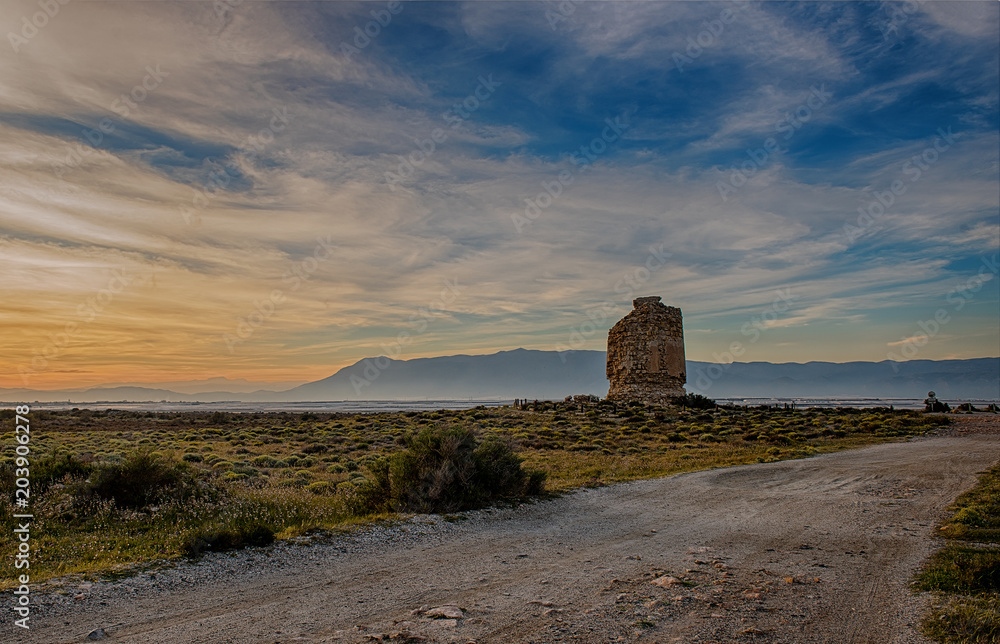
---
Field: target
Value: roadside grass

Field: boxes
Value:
[915,463,1000,643]
[937,463,1000,543]
[0,404,946,588]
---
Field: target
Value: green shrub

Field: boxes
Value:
[350,426,544,514]
[472,435,529,499]
[252,455,279,467]
[87,451,203,509]
[209,411,232,424]
[955,507,987,528]
[31,452,93,492]
[306,481,333,494]
[671,393,716,410]
[228,463,260,477]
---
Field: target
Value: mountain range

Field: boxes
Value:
[3,350,998,403]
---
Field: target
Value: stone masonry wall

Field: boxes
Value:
[606,296,686,404]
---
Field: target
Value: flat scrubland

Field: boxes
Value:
[0,402,946,589]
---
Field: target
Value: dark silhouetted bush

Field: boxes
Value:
[671,393,716,410]
[351,426,544,514]
[0,452,94,498]
[209,411,232,424]
[88,451,202,509]
[32,452,94,491]
[182,523,275,557]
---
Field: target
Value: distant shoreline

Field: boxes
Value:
[4,396,999,413]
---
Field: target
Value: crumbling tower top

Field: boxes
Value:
[606,296,686,404]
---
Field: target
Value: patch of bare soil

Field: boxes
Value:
[932,412,1000,436]
[14,433,1000,644]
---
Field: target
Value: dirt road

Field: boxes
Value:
[18,425,1000,644]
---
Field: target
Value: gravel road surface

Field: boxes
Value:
[14,418,1000,644]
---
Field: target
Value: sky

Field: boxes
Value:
[1,0,998,390]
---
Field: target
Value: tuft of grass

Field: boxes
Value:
[915,463,1000,643]
[916,545,1000,595]
[921,595,1000,644]
[938,464,1000,543]
[182,522,275,557]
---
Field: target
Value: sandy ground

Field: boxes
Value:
[12,415,1000,644]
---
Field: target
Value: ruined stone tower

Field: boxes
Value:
[606,296,686,404]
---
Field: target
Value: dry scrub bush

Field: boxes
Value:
[350,425,545,514]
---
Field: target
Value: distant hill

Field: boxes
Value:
[684,357,1000,399]
[2,351,997,403]
[281,348,607,401]
[282,351,999,401]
